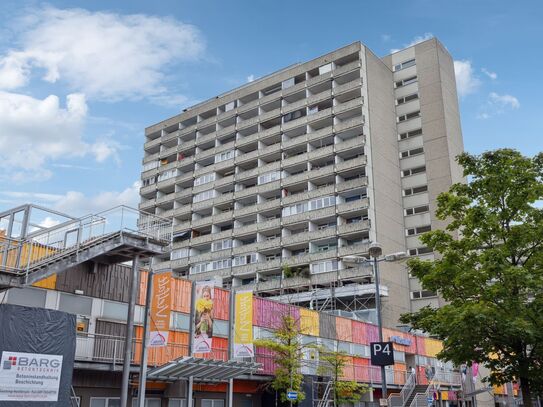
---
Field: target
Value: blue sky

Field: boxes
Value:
[0,0,541,218]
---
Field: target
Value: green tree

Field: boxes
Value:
[254,314,306,404]
[400,149,543,407]
[318,348,369,406]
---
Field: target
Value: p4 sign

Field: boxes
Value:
[370,341,395,366]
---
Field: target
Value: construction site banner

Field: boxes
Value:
[0,304,76,406]
[233,290,254,357]
[193,280,215,354]
[150,272,172,347]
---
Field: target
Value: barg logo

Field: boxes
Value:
[2,356,16,370]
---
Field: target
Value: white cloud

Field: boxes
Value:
[489,92,519,109]
[0,91,118,180]
[0,6,205,101]
[453,60,481,97]
[477,92,520,119]
[38,217,61,228]
[481,68,497,80]
[1,182,141,216]
[247,74,255,83]
[390,32,434,53]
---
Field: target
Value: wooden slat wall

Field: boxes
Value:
[55,263,141,303]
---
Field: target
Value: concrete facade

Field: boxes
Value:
[140,38,464,325]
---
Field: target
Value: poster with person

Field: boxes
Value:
[192,280,214,354]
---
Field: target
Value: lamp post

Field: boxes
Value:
[343,242,406,400]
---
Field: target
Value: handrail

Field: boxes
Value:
[1,206,173,277]
[408,371,462,407]
[389,372,416,407]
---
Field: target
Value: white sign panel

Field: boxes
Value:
[0,351,63,402]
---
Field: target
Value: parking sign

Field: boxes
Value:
[370,341,395,366]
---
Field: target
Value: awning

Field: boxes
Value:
[146,357,262,382]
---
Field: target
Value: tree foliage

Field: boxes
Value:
[254,314,306,404]
[400,149,543,406]
[318,348,369,405]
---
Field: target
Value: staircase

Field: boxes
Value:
[405,385,428,407]
[317,380,333,407]
[0,206,172,290]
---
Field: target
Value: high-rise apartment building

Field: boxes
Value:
[139,38,463,326]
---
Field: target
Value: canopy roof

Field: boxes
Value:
[146,357,262,382]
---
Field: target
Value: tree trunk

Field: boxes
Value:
[520,378,532,407]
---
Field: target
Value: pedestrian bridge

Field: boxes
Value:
[0,205,172,290]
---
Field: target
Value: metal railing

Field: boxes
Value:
[0,206,172,277]
[389,372,416,407]
[409,371,462,407]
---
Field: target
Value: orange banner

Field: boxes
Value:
[150,272,172,347]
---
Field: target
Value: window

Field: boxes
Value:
[158,169,177,182]
[346,216,362,224]
[224,101,235,112]
[215,150,235,163]
[315,243,337,252]
[409,247,433,256]
[282,78,295,89]
[411,290,437,299]
[318,222,336,230]
[212,259,231,270]
[142,161,159,172]
[311,260,338,274]
[171,248,189,260]
[400,147,424,158]
[395,76,418,88]
[7,287,47,308]
[132,398,161,407]
[212,239,232,252]
[142,176,156,187]
[59,292,92,316]
[90,398,120,407]
[266,254,281,261]
[171,312,190,331]
[102,301,128,321]
[406,225,432,236]
[399,128,423,140]
[396,93,419,105]
[194,172,216,186]
[398,111,421,122]
[402,166,426,177]
[202,400,225,407]
[258,171,281,185]
[393,58,416,71]
[233,254,257,267]
[319,63,332,75]
[405,205,430,215]
[283,108,306,123]
[191,262,209,274]
[193,189,216,203]
[345,195,361,203]
[403,185,428,196]
[309,196,336,210]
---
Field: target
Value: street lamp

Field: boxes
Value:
[342,242,406,399]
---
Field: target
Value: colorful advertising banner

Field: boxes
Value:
[150,272,172,347]
[0,351,63,401]
[193,280,215,354]
[233,290,254,357]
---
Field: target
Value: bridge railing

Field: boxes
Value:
[0,206,172,276]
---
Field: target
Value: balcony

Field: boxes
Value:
[258,108,281,123]
[173,205,192,218]
[236,133,260,149]
[334,60,361,76]
[257,238,281,251]
[308,165,335,180]
[143,151,160,164]
[179,123,197,137]
[237,115,260,131]
[191,230,231,246]
[140,184,156,196]
[333,78,363,96]
[283,98,307,114]
[283,134,308,150]
[237,98,259,114]
[307,127,333,143]
[337,198,370,214]
[216,124,235,138]
[159,145,178,159]
[257,218,281,231]
[173,221,191,233]
[156,177,176,191]
[138,199,155,211]
[174,188,193,200]
[178,139,196,153]
[235,148,259,165]
[258,125,281,140]
[306,71,332,87]
[308,145,334,161]
[338,242,370,257]
[157,161,178,174]
[234,204,259,218]
[281,81,306,97]
[232,242,258,256]
[236,161,280,182]
[282,232,310,246]
[196,115,217,130]
[162,130,180,143]
[337,177,368,192]
[234,222,258,236]
[338,220,370,235]
[335,136,366,153]
[334,97,364,115]
[336,155,367,172]
[195,132,216,146]
[144,136,162,151]
[283,206,336,225]
[171,258,189,269]
[190,252,216,263]
[156,193,175,206]
[257,198,281,212]
[191,216,213,229]
[259,142,281,158]
[306,107,333,125]
[282,171,309,188]
[282,152,309,168]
